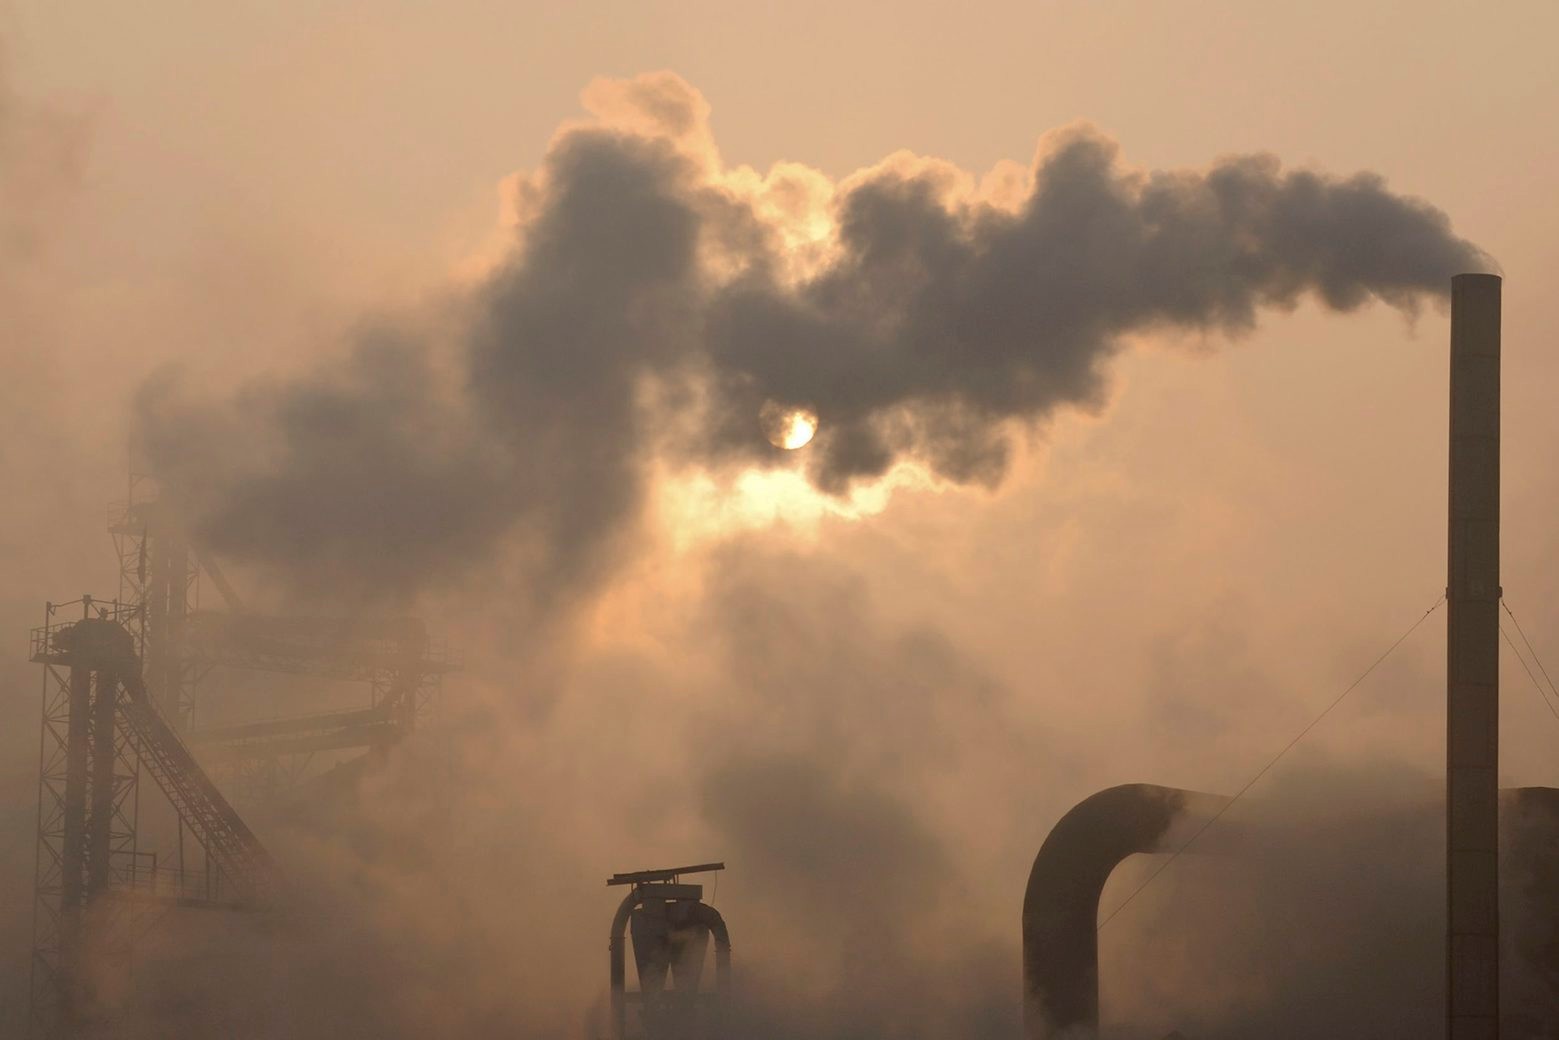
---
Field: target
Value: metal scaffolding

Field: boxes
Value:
[27,464,457,1035]
[182,609,458,802]
[28,599,143,1038]
[109,492,202,731]
[107,470,457,802]
[27,598,275,1038]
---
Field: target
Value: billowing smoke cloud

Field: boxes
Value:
[702,128,1490,491]
[134,72,1490,606]
[12,67,1534,1040]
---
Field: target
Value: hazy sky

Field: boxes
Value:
[3,2,1558,1036]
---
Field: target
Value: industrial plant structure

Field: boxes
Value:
[1021,783,1559,1038]
[26,273,1558,1037]
[1021,275,1557,1037]
[25,471,457,1037]
[606,863,733,1040]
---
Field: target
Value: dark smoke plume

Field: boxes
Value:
[135,72,1491,605]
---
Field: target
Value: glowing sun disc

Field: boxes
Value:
[760,402,819,450]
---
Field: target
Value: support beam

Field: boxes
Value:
[58,665,91,1027]
[1447,272,1501,1040]
[87,668,118,897]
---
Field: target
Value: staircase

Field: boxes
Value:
[119,674,277,905]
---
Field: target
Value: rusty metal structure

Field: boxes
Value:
[606,863,731,1040]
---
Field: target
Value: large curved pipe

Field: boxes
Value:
[1024,784,1559,1039]
[609,889,637,1040]
[690,902,732,1000]
[1022,783,1230,1040]
[686,901,733,1036]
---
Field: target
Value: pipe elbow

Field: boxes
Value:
[1022,784,1229,1040]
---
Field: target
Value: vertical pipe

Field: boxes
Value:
[87,671,118,898]
[165,527,191,729]
[59,664,92,1025]
[60,667,91,910]
[609,933,627,1040]
[609,889,638,1040]
[144,507,172,723]
[709,909,732,1038]
[1447,272,1501,1040]
[707,912,731,1002]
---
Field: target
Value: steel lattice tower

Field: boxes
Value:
[28,463,456,1035]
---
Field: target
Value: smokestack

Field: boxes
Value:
[1447,272,1501,1039]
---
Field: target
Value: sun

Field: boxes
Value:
[776,410,818,450]
[759,401,818,450]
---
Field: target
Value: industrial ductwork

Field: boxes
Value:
[607,863,731,1040]
[1023,784,1559,1039]
[1022,783,1230,1039]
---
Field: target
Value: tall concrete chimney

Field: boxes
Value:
[1447,272,1501,1040]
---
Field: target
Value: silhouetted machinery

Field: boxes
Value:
[27,472,456,1036]
[606,862,731,1040]
[107,483,457,801]
[1022,277,1558,1038]
[28,600,278,1037]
